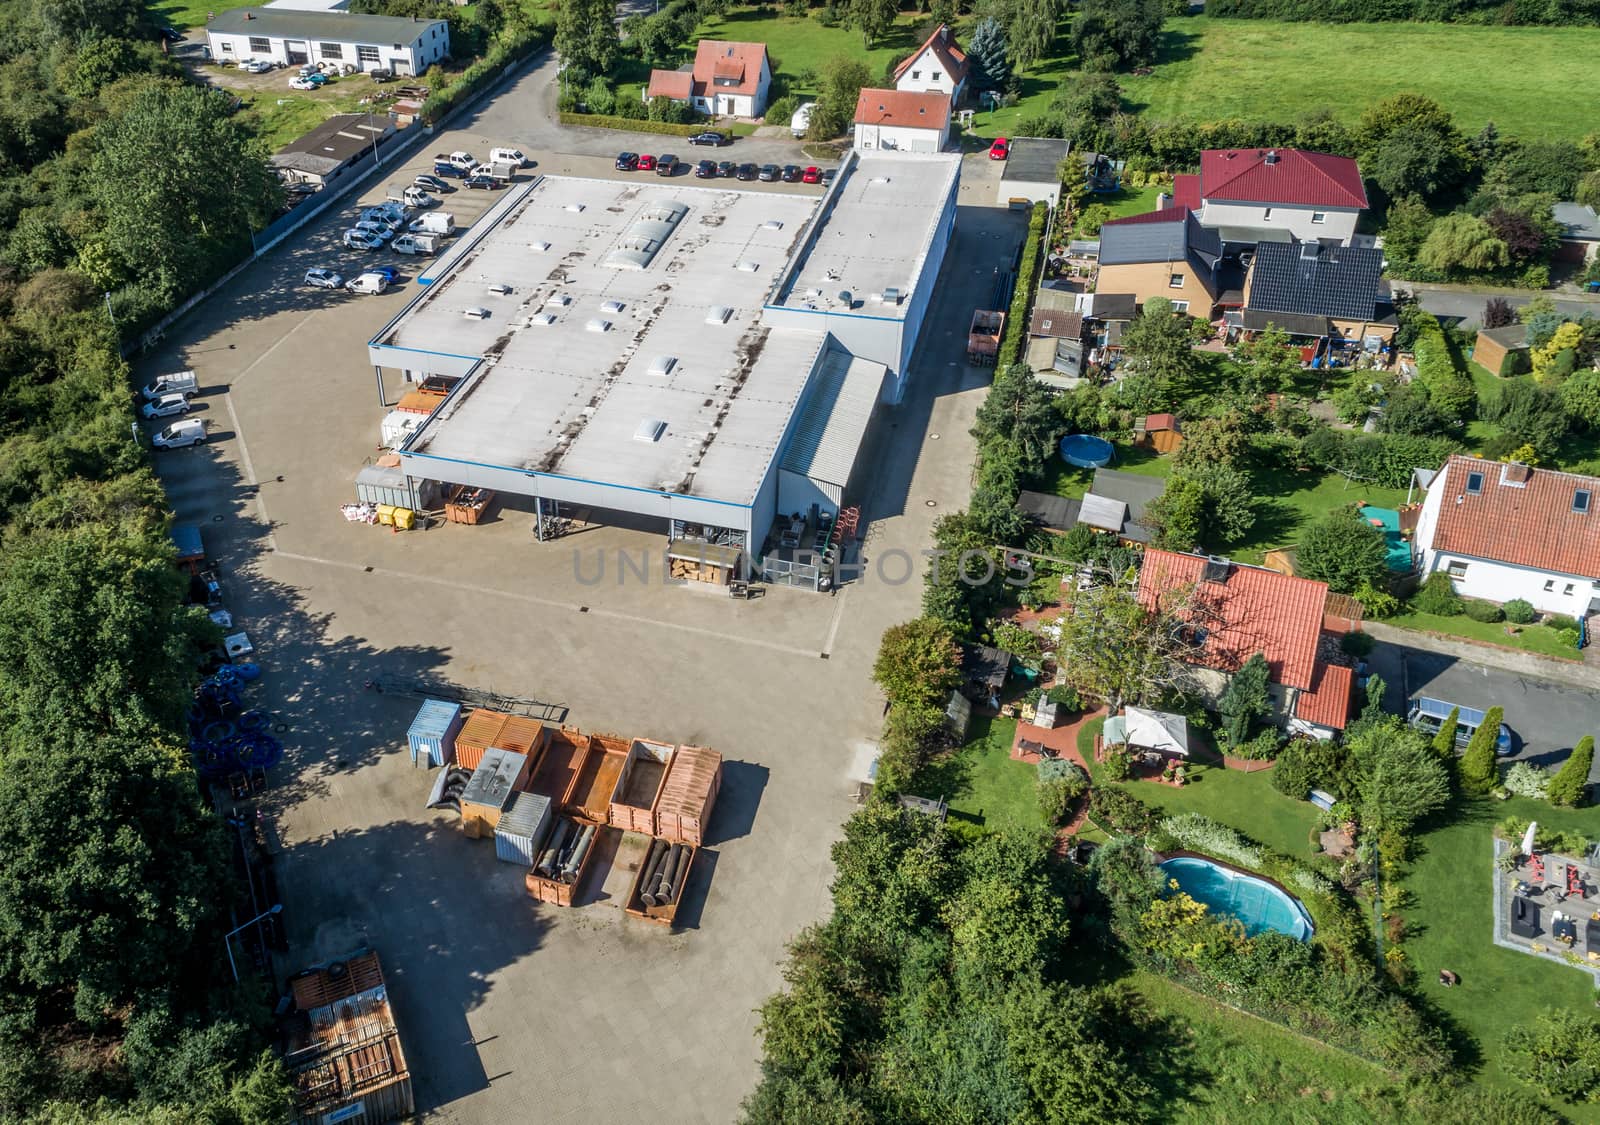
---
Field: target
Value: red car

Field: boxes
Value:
[801,166,822,184]
[637,153,656,171]
[988,137,1010,160]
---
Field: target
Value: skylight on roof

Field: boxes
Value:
[634,419,667,443]
[1576,489,1592,514]
[647,356,677,377]
[1465,471,1484,495]
[706,306,732,324]
[600,299,624,314]
[585,318,611,333]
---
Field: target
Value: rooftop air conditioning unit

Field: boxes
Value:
[600,299,624,314]
[705,305,732,324]
[585,318,611,333]
[882,287,901,305]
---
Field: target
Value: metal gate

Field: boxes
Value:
[761,554,823,591]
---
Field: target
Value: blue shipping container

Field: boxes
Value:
[408,698,464,767]
[495,791,553,865]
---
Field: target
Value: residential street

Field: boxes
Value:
[1399,283,1600,329]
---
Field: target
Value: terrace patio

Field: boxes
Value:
[1492,836,1600,982]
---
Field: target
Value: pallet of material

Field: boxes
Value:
[454,710,547,772]
[444,484,495,525]
[526,726,587,802]
[624,837,697,927]
[667,557,727,584]
[524,816,606,907]
[562,732,629,825]
[608,739,675,833]
[395,389,446,416]
[653,744,723,846]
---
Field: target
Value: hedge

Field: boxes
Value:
[997,201,1049,368]
[558,113,707,137]
[420,22,551,124]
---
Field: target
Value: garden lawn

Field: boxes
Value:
[1075,184,1165,236]
[944,715,1046,831]
[152,0,253,29]
[1035,440,1172,500]
[1386,610,1581,661]
[1121,17,1599,142]
[686,9,930,102]
[1234,466,1408,565]
[1398,797,1600,1113]
[1077,716,1322,858]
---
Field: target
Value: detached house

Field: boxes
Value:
[1137,550,1355,739]
[1413,455,1600,620]
[1168,148,1368,248]
[893,23,967,101]
[646,40,772,119]
[1096,209,1225,317]
[1240,240,1395,352]
[853,89,950,154]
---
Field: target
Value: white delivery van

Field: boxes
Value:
[469,163,512,183]
[345,272,390,295]
[490,147,527,167]
[141,370,199,401]
[391,233,439,255]
[414,211,454,236]
[152,418,206,449]
[791,102,814,138]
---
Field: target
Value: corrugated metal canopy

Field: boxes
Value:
[1078,492,1127,532]
[780,349,886,490]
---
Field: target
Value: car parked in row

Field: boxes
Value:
[801,166,822,184]
[716,160,736,178]
[141,393,192,420]
[343,229,386,250]
[152,419,206,449]
[615,151,639,171]
[414,174,454,194]
[464,175,504,190]
[288,75,327,91]
[757,164,780,182]
[637,154,657,172]
[781,165,803,183]
[345,272,391,295]
[688,131,728,146]
[694,159,717,179]
[656,154,678,176]
[303,267,343,289]
[736,163,758,181]
[239,59,274,74]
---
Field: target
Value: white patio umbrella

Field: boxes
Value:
[1522,821,1538,857]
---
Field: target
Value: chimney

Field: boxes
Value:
[1501,462,1532,486]
[1201,556,1232,584]
[1265,149,1279,164]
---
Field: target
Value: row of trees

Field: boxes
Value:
[1207,0,1600,26]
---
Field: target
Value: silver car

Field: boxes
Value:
[303,267,343,289]
[141,393,191,419]
[343,229,385,250]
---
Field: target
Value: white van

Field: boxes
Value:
[489,147,527,167]
[141,370,199,401]
[790,102,814,138]
[152,418,206,449]
[391,233,438,256]
[345,272,391,295]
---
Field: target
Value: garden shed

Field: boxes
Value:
[1472,324,1529,377]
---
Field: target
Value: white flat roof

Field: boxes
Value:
[771,153,958,320]
[384,176,826,506]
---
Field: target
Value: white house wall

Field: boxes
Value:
[207,24,447,75]
[894,48,962,98]
[855,123,946,154]
[1198,200,1359,245]
[998,177,1063,208]
[1420,550,1600,616]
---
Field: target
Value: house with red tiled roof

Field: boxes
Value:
[1137,549,1354,737]
[646,40,772,119]
[893,23,967,102]
[1414,455,1600,619]
[853,89,950,154]
[1192,148,1366,247]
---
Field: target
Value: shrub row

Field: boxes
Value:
[997,201,1049,368]
[557,112,707,137]
[420,22,551,124]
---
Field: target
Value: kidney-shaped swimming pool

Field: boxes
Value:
[1160,855,1314,941]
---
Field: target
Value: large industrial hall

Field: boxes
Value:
[365,151,959,589]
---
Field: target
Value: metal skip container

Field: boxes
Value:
[495,791,553,865]
[407,698,464,767]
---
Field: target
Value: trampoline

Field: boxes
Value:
[1160,856,1314,940]
[1059,434,1114,468]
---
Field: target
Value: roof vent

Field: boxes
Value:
[634,418,667,443]
[647,355,677,377]
[564,202,585,213]
[762,219,783,231]
[1265,150,1279,164]
[585,318,611,333]
[882,286,901,304]
[528,240,551,252]
[735,259,760,272]
[705,305,732,324]
[1201,556,1232,584]
[531,313,556,326]
[599,299,624,314]
[838,290,854,308]
[546,294,571,307]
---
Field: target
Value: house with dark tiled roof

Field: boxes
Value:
[647,40,772,118]
[1096,209,1223,317]
[1137,550,1353,738]
[1414,455,1600,619]
[1194,148,1366,247]
[1241,241,1396,348]
[893,23,967,101]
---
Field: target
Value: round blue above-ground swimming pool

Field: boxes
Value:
[1160,856,1314,941]
[1059,433,1114,468]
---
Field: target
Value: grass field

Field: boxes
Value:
[1387,610,1582,661]
[944,715,1046,830]
[687,9,931,103]
[152,0,250,30]
[1118,17,1598,142]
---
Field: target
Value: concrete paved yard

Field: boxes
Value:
[147,124,1023,1122]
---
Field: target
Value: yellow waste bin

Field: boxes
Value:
[394,507,415,530]
[375,504,396,526]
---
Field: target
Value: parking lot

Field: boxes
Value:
[147,125,1023,1122]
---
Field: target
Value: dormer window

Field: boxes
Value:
[1465,471,1484,494]
[1576,488,1592,514]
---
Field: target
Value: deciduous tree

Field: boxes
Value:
[1055,581,1195,708]
[1417,213,1508,276]
[1072,0,1166,70]
[808,57,873,140]
[873,617,962,711]
[846,0,897,49]
[1348,719,1452,834]
[554,0,620,77]
[1296,507,1389,594]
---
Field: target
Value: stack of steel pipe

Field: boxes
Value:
[560,824,597,884]
[640,840,690,908]
[535,820,572,878]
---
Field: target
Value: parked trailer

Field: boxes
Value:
[407,698,463,767]
[494,790,552,865]
[608,739,675,833]
[525,816,608,906]
[624,836,698,928]
[454,709,548,772]
[459,747,531,838]
[654,745,723,846]
[967,309,1004,365]
[561,732,630,825]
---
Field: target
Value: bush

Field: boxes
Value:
[1045,684,1081,711]
[1038,757,1088,787]
[1037,776,1083,825]
[1459,705,1505,796]
[1503,598,1537,624]
[764,93,798,127]
[1545,613,1579,631]
[997,202,1048,368]
[1272,743,1315,799]
[1089,785,1156,834]
[1503,761,1552,800]
[1548,736,1595,808]
[1352,579,1400,619]
[1411,572,1463,616]
[1340,631,1374,658]
[1101,746,1131,781]
[1161,812,1265,868]
[1462,598,1505,623]
[557,111,701,135]
[1226,727,1282,761]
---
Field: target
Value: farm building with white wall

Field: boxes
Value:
[206,8,448,76]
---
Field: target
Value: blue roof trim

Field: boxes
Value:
[398,449,754,510]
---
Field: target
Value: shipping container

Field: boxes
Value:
[286,950,412,1125]
[608,739,675,833]
[563,732,629,825]
[524,817,609,907]
[494,791,553,865]
[407,698,463,767]
[654,745,723,846]
[624,836,698,928]
[354,463,423,510]
[459,748,531,838]
[454,710,548,772]
[526,726,588,801]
